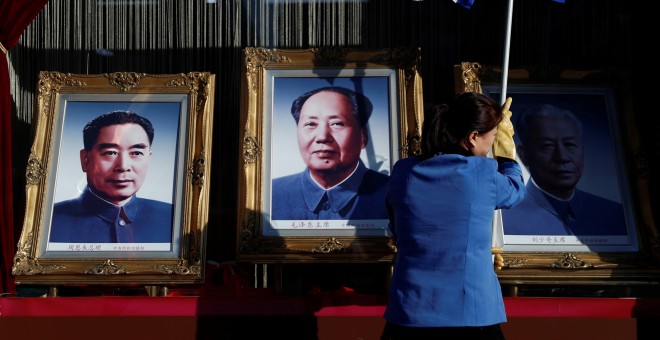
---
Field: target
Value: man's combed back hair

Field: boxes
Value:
[83,110,155,150]
[515,104,583,145]
[290,86,373,128]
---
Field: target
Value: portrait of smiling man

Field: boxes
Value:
[49,110,173,243]
[271,86,390,221]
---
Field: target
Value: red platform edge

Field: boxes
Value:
[1,296,659,318]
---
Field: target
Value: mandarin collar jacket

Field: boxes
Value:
[50,186,173,243]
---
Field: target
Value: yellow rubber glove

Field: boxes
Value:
[492,97,516,160]
[492,247,504,270]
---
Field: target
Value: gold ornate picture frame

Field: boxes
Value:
[12,72,215,285]
[237,47,423,263]
[455,62,660,287]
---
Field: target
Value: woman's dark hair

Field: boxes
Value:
[420,92,501,159]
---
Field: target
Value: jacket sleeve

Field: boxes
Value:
[495,160,526,209]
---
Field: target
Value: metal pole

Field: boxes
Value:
[493,0,515,251]
[500,0,514,105]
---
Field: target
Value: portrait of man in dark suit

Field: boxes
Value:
[49,110,173,243]
[502,103,627,236]
[271,86,390,221]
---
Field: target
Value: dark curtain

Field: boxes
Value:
[0,0,49,294]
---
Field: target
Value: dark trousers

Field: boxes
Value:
[380,321,506,340]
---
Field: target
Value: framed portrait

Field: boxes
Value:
[482,85,638,253]
[238,47,423,262]
[455,62,660,285]
[12,72,215,285]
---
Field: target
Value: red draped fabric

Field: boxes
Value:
[0,0,50,294]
